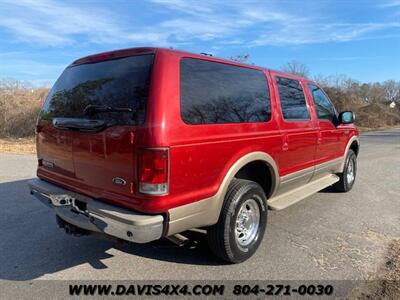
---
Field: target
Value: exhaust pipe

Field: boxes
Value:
[166,233,190,247]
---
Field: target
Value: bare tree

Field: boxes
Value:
[230,53,250,63]
[281,60,310,78]
[383,80,400,104]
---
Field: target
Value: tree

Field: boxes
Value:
[383,80,400,104]
[281,60,310,78]
[230,53,250,63]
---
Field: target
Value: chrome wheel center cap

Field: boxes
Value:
[235,199,260,247]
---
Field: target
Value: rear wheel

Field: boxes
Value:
[333,149,357,192]
[207,179,267,263]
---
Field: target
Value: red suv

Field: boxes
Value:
[29,47,359,263]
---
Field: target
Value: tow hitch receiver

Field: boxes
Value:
[49,194,74,206]
[50,195,88,215]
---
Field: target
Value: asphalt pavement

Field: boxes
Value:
[0,129,399,280]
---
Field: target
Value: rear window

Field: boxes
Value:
[40,54,154,125]
[180,58,271,124]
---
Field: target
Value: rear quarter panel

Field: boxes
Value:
[145,51,283,212]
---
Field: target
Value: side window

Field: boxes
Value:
[180,58,271,124]
[308,84,336,122]
[276,77,310,120]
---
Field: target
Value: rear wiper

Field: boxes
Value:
[84,104,133,116]
[53,118,106,132]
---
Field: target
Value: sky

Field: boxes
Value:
[0,0,399,86]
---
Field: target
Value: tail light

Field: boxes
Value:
[138,148,169,195]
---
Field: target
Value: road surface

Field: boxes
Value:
[0,128,399,281]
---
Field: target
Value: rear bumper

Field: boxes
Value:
[28,178,164,243]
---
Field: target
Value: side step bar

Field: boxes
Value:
[268,174,339,210]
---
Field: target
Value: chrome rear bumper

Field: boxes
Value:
[28,178,164,243]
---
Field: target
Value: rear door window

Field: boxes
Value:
[276,76,310,121]
[40,54,154,125]
[180,58,271,124]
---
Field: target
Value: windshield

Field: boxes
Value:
[40,54,154,126]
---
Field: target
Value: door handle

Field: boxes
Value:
[282,142,289,151]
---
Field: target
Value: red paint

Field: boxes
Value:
[36,47,359,214]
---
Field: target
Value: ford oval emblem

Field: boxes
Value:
[112,177,127,186]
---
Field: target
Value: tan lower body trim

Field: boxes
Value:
[312,157,343,180]
[167,151,279,236]
[275,166,314,196]
[167,155,344,236]
[167,195,219,236]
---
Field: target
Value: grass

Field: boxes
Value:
[0,138,36,155]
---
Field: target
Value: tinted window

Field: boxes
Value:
[308,84,337,122]
[180,58,271,124]
[40,54,154,125]
[276,77,309,120]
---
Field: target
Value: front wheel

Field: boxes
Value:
[207,179,267,263]
[333,149,357,192]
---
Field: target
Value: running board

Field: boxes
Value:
[268,174,340,210]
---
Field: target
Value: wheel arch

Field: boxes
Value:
[233,157,278,199]
[339,136,360,172]
[349,140,359,156]
[167,151,279,235]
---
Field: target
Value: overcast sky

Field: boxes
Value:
[0,0,399,85]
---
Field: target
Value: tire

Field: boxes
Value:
[207,179,267,263]
[333,149,357,192]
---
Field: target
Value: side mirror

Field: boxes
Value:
[339,111,355,124]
